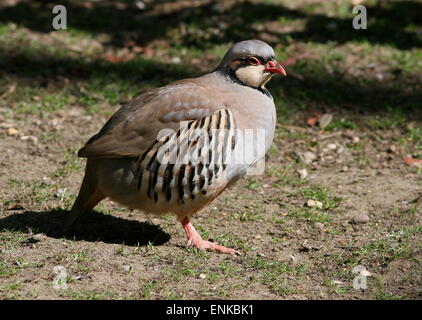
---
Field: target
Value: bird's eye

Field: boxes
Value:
[247,57,260,66]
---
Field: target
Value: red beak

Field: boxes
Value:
[264,60,286,76]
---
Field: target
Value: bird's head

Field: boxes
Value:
[217,40,286,89]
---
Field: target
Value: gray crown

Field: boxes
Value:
[217,40,275,69]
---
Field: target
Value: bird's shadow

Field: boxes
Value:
[0,209,171,246]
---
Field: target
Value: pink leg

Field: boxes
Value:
[181,217,237,254]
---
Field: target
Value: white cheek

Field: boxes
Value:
[235,65,266,87]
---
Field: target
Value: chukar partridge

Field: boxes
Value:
[65,40,286,254]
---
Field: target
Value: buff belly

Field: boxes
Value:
[94,158,232,219]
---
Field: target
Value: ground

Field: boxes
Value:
[0,0,421,300]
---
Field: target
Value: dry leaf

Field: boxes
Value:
[306,112,321,126]
[103,54,134,64]
[6,128,19,136]
[307,117,318,126]
[132,46,144,53]
[318,113,333,129]
[403,156,422,168]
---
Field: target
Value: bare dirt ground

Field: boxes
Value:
[0,0,421,300]
[1,105,420,300]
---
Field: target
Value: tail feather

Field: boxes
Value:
[64,159,105,232]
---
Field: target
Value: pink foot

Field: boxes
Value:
[181,217,238,255]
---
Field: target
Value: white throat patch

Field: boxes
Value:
[235,65,274,88]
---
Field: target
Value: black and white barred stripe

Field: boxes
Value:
[135,109,236,204]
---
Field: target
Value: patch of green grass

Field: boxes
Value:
[375,290,405,300]
[288,207,332,224]
[163,291,183,300]
[0,229,29,246]
[267,162,303,187]
[213,234,249,251]
[359,226,421,263]
[264,273,295,296]
[114,243,129,257]
[61,289,117,300]
[365,107,406,129]
[392,49,422,74]
[13,257,44,270]
[324,117,358,131]
[6,178,58,205]
[138,278,161,299]
[185,246,210,259]
[206,272,220,283]
[284,185,342,223]
[31,182,56,204]
[268,213,286,225]
[0,261,17,278]
[229,204,265,222]
[323,279,352,295]
[244,179,260,191]
[15,91,72,116]
[248,257,304,296]
[179,266,199,277]
[1,281,23,292]
[406,124,422,153]
[57,249,93,270]
[76,263,93,274]
[0,280,22,298]
[218,261,242,276]
[50,149,83,178]
[299,185,342,209]
[0,256,43,279]
[400,205,418,217]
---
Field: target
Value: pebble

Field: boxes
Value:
[32,233,47,242]
[55,188,67,200]
[336,146,345,154]
[327,143,337,150]
[301,151,317,164]
[122,265,133,272]
[306,199,323,209]
[350,214,370,224]
[135,0,146,10]
[314,222,325,230]
[297,168,308,179]
[388,145,397,153]
[374,73,384,82]
[340,166,349,172]
[6,127,19,136]
[21,135,38,144]
[170,57,181,64]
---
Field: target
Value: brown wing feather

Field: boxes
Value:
[78,81,225,159]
